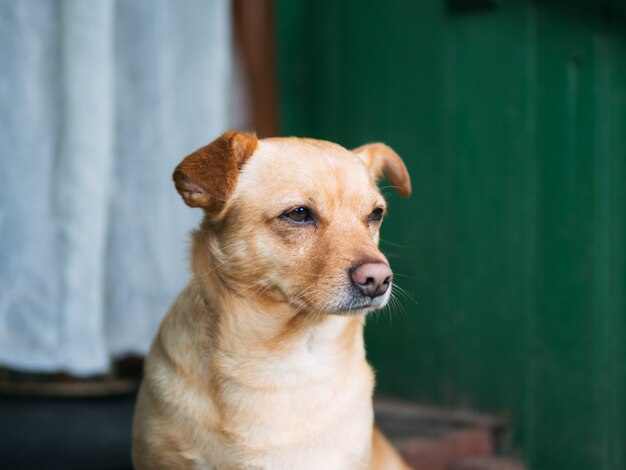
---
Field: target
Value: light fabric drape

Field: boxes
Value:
[0,0,232,375]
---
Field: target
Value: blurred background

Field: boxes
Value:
[1,0,624,469]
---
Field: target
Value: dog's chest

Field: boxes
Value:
[222,350,372,433]
[204,388,374,470]
[200,349,374,469]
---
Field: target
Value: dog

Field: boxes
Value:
[132,131,412,470]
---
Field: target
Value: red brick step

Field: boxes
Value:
[374,398,526,470]
[449,458,526,470]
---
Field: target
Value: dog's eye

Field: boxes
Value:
[369,207,384,222]
[282,207,313,224]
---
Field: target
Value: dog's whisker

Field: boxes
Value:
[394,291,418,307]
[384,295,403,326]
[390,291,408,319]
[392,272,414,279]
[379,238,414,249]
[391,284,418,305]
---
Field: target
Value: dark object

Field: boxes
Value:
[447,0,501,14]
[0,394,136,470]
[0,359,142,469]
[0,357,142,397]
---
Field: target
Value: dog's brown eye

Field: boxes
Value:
[369,208,384,222]
[282,207,313,224]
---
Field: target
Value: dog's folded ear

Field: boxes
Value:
[353,143,411,197]
[173,131,258,214]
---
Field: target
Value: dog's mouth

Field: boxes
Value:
[319,286,391,315]
[336,299,387,314]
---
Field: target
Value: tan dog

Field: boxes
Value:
[132,131,412,470]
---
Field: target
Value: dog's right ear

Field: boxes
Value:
[353,143,412,197]
[173,131,258,214]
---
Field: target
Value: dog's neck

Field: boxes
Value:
[191,279,368,391]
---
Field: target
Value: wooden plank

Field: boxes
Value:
[607,1,626,465]
[533,2,602,468]
[592,8,612,469]
[445,0,535,422]
[276,0,318,136]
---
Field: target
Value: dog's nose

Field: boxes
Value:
[350,262,393,298]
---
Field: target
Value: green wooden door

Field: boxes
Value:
[277,1,626,468]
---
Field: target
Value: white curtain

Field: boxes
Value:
[0,0,232,375]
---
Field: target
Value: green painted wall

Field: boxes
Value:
[276,1,626,468]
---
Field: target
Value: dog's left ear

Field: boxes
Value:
[173,131,258,214]
[353,143,412,197]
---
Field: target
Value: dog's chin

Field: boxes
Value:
[289,286,391,316]
[326,290,391,316]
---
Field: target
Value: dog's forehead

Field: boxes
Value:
[237,138,379,201]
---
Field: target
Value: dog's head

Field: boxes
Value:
[174,131,411,315]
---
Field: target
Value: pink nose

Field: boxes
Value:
[350,262,393,298]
